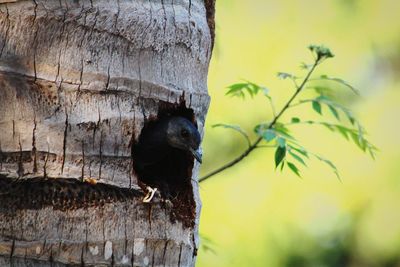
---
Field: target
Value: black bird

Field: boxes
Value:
[133,116,202,200]
[134,116,202,167]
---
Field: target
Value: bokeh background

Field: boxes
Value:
[197,0,400,266]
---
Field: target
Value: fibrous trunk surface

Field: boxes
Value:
[0,0,212,266]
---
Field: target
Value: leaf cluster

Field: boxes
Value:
[209,45,376,180]
[226,81,269,99]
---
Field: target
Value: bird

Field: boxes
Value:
[132,116,202,201]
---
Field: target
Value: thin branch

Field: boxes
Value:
[199,59,321,183]
[267,97,277,117]
[212,123,252,148]
[291,77,300,89]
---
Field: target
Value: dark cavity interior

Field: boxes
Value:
[132,101,197,228]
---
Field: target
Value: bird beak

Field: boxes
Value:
[189,147,202,164]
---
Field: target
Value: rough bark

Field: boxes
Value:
[0,0,212,266]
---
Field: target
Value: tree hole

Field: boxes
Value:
[132,101,197,228]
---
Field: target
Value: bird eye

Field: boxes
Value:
[181,129,189,138]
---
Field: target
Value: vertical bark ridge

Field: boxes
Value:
[0,0,212,265]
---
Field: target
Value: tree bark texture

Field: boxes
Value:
[0,0,213,266]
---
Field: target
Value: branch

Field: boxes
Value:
[199,60,320,183]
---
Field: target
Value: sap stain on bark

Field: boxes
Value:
[0,174,143,212]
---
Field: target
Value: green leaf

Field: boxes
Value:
[227,83,248,90]
[201,243,217,254]
[350,132,367,152]
[309,85,333,95]
[368,144,378,160]
[321,122,335,131]
[289,145,309,158]
[347,115,356,125]
[312,100,322,115]
[200,235,217,255]
[287,162,301,177]
[308,45,335,60]
[289,143,340,180]
[319,122,358,142]
[300,62,312,70]
[226,82,262,99]
[316,155,340,180]
[254,123,268,135]
[289,150,307,167]
[274,123,296,141]
[254,124,265,134]
[302,121,376,159]
[262,129,276,142]
[213,123,251,147]
[308,96,357,126]
[335,125,350,140]
[226,83,248,98]
[314,95,356,125]
[328,105,340,121]
[262,87,270,97]
[277,137,286,148]
[246,82,259,97]
[277,72,295,80]
[357,123,365,142]
[275,146,286,168]
[291,117,301,123]
[318,75,359,95]
[280,160,285,171]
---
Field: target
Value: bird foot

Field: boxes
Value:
[83,177,98,185]
[143,186,158,203]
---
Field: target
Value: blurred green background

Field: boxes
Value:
[197,0,400,266]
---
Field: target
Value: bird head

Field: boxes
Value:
[166,117,202,163]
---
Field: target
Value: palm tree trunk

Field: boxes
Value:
[0,0,213,266]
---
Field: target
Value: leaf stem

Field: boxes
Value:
[288,99,313,108]
[267,97,277,117]
[199,59,321,183]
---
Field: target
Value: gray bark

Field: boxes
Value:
[0,0,212,266]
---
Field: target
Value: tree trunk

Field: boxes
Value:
[0,0,213,266]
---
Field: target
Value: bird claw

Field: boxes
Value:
[143,186,157,203]
[83,177,98,185]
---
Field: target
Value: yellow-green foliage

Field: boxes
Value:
[198,0,400,266]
